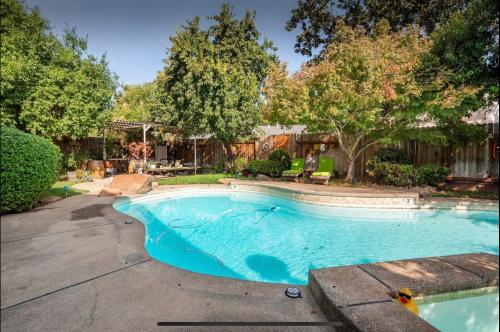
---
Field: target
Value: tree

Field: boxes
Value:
[265,21,429,181]
[113,82,160,122]
[413,0,499,146]
[20,29,117,140]
[286,0,465,56]
[0,0,118,142]
[0,0,59,127]
[155,4,276,164]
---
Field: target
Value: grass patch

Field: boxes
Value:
[40,181,88,198]
[157,173,232,185]
[431,190,499,200]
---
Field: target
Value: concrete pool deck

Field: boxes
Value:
[1,182,498,331]
[309,253,499,331]
[1,194,330,332]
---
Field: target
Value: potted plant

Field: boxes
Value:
[128,142,153,174]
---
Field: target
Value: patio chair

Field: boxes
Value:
[311,157,335,185]
[281,158,305,182]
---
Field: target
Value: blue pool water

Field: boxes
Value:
[419,288,499,332]
[114,191,499,284]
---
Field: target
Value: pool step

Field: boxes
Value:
[308,253,499,332]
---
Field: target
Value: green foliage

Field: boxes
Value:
[113,82,160,121]
[366,160,416,187]
[285,0,465,56]
[0,0,57,127]
[414,0,498,146]
[265,22,428,181]
[246,160,284,177]
[372,148,410,164]
[66,150,89,171]
[0,0,118,139]
[268,149,291,171]
[415,164,449,186]
[367,153,448,187]
[0,127,61,213]
[155,4,276,162]
[231,157,248,174]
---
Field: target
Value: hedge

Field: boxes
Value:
[1,127,61,213]
[367,157,448,188]
[246,160,284,177]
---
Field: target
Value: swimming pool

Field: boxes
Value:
[114,190,499,284]
[419,288,499,332]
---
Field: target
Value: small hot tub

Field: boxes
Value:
[418,287,499,332]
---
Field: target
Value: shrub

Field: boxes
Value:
[247,160,283,177]
[268,149,291,171]
[367,160,416,187]
[372,147,410,164]
[1,127,61,213]
[416,164,448,186]
[231,157,247,174]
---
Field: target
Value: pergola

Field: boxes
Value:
[103,120,200,174]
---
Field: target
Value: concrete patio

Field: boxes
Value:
[2,180,498,331]
[1,193,331,332]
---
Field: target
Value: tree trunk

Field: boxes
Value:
[223,142,234,171]
[345,156,356,183]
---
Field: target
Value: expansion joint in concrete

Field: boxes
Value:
[0,259,152,311]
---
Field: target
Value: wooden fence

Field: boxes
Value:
[70,132,499,179]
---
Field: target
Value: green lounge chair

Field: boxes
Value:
[311,157,334,185]
[282,158,305,182]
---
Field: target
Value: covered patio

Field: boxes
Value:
[102,120,204,176]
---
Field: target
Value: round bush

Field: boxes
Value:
[416,164,449,186]
[246,160,283,177]
[1,127,61,213]
[268,149,291,171]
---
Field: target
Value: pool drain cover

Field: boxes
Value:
[285,287,301,298]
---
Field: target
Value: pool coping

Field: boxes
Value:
[146,182,500,211]
[308,253,499,332]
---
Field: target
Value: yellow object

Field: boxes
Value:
[396,288,419,316]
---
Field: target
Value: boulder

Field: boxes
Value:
[218,178,231,185]
[256,174,272,181]
[98,174,153,197]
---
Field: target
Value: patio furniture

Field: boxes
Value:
[311,157,335,185]
[282,158,305,182]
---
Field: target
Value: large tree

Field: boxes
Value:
[413,0,499,146]
[0,0,58,127]
[0,0,118,141]
[264,21,429,181]
[155,4,276,164]
[113,82,160,122]
[286,0,465,56]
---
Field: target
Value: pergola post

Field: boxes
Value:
[194,136,197,175]
[102,128,107,160]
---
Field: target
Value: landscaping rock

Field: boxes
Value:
[98,174,153,197]
[151,181,159,189]
[417,186,438,198]
[218,178,231,185]
[255,174,272,181]
[39,196,63,205]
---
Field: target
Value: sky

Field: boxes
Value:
[25,0,311,86]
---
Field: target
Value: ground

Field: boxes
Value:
[0,191,329,332]
[2,177,497,331]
